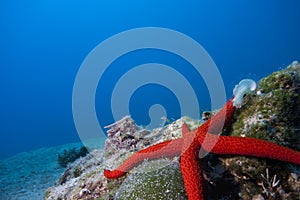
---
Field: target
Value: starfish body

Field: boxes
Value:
[104,98,236,179]
[104,138,183,179]
[201,133,300,165]
[104,98,300,199]
[180,123,204,200]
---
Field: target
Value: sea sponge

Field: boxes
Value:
[233,79,257,107]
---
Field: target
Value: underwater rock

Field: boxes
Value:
[221,61,300,199]
[45,61,300,200]
[104,116,139,155]
[45,149,107,200]
[102,116,199,199]
[115,158,187,200]
[45,116,199,199]
[233,61,300,147]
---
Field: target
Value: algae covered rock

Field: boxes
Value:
[222,61,300,199]
[45,116,199,199]
[115,158,187,200]
[103,116,199,200]
[45,61,300,200]
[232,61,300,150]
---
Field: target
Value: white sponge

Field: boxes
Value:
[233,79,257,107]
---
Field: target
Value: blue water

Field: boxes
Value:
[1,0,300,159]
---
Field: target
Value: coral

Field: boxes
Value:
[104,116,140,155]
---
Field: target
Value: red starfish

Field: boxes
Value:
[104,98,300,199]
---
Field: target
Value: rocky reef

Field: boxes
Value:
[223,61,300,199]
[45,116,200,199]
[45,61,300,200]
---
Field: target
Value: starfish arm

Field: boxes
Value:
[196,98,236,136]
[181,123,205,200]
[104,138,183,179]
[180,150,205,200]
[199,134,300,165]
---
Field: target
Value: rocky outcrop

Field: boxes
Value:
[45,62,300,200]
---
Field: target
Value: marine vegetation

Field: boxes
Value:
[224,61,300,199]
[104,75,300,199]
[57,146,88,167]
[45,62,300,200]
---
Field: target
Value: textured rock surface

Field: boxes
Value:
[223,61,300,199]
[45,149,107,200]
[45,116,199,200]
[45,62,300,200]
[115,158,187,200]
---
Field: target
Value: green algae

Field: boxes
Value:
[224,61,300,199]
[114,158,187,200]
[232,62,300,148]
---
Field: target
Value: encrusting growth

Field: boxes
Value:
[104,79,300,200]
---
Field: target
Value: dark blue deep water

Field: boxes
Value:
[1,0,300,159]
